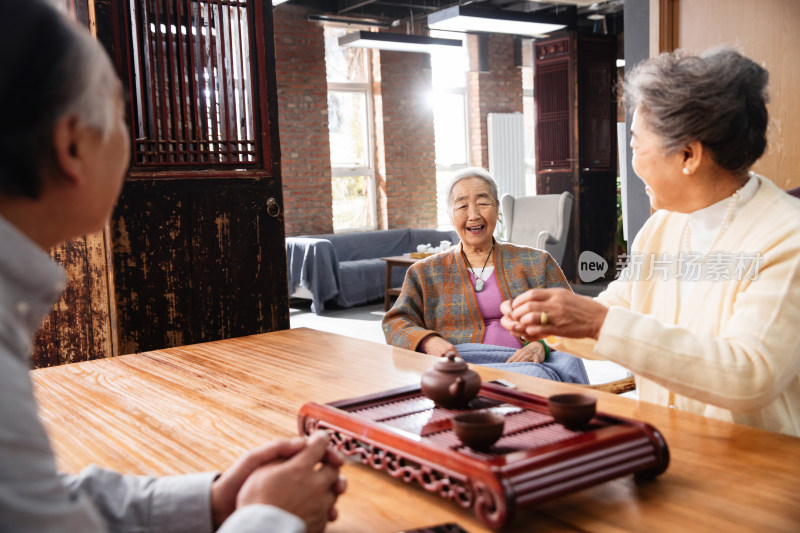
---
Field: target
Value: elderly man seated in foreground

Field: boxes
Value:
[0,2,344,531]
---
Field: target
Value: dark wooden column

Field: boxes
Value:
[534,32,617,282]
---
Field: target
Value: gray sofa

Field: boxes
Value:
[286,228,458,314]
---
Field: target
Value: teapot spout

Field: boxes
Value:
[449,376,465,400]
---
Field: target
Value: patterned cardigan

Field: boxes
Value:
[382,241,570,351]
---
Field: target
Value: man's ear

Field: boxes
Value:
[52,114,88,186]
[683,140,704,175]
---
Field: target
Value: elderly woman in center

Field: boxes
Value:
[502,48,800,436]
[383,168,587,383]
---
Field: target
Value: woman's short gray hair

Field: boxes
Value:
[0,0,119,199]
[625,47,769,175]
[445,167,500,212]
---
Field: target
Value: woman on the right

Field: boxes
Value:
[502,47,800,436]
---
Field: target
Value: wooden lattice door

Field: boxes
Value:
[95,0,288,354]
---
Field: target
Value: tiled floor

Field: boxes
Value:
[289,300,387,344]
[289,296,635,393]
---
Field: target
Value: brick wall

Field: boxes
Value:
[374,50,437,229]
[272,11,517,234]
[467,34,524,168]
[273,7,332,236]
[371,50,388,229]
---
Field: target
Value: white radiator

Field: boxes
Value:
[487,112,526,198]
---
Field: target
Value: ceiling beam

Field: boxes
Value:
[339,0,380,14]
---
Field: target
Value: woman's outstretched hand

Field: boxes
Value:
[501,288,609,341]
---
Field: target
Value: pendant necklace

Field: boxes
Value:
[462,242,494,292]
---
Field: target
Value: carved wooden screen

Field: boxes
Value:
[535,39,572,172]
[126,0,261,168]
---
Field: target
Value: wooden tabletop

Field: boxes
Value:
[31,328,800,532]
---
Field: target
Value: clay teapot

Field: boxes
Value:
[421,352,481,408]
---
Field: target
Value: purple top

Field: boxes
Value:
[468,269,523,349]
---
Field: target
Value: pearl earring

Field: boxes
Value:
[682,168,690,175]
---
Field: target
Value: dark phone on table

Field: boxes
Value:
[487,378,517,389]
[398,524,470,533]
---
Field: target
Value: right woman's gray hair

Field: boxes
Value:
[0,0,119,199]
[445,167,500,212]
[624,47,769,175]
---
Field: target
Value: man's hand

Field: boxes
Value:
[211,431,345,531]
[211,437,306,528]
[235,431,345,533]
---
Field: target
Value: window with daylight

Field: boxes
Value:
[430,31,469,228]
[522,64,537,195]
[324,26,376,231]
[126,0,262,168]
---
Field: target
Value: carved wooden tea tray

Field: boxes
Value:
[298,383,669,530]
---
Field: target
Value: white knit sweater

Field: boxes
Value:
[581,175,800,436]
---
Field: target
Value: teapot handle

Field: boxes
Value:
[449,376,465,399]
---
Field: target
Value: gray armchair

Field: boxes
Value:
[500,191,573,265]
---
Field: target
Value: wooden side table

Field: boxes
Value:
[380,256,419,311]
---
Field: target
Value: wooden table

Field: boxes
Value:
[31,328,800,532]
[381,255,419,310]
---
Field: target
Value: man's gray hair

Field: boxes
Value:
[0,0,120,198]
[67,32,120,137]
[445,167,500,212]
[625,46,769,175]
[34,1,119,137]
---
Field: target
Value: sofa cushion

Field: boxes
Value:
[337,259,387,308]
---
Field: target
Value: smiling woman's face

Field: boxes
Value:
[450,177,498,252]
[630,109,686,211]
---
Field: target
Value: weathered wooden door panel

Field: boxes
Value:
[112,178,288,355]
[188,180,288,345]
[32,233,116,368]
[112,185,194,354]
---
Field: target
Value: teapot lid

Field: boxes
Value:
[434,352,468,372]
